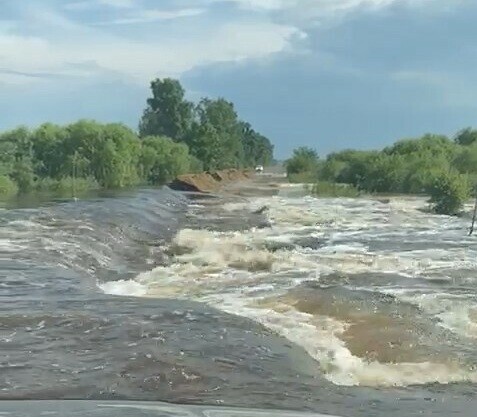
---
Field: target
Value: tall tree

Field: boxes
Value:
[286,147,319,176]
[455,127,477,146]
[0,127,35,192]
[139,136,191,184]
[139,78,193,141]
[31,123,67,178]
[191,98,244,168]
[185,121,223,171]
[240,121,274,167]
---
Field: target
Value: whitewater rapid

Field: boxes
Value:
[101,183,477,388]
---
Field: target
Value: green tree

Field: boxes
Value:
[140,136,191,184]
[0,175,18,196]
[0,137,16,176]
[321,135,462,195]
[455,128,477,146]
[319,158,344,182]
[63,120,103,177]
[139,78,193,141]
[184,98,245,170]
[428,170,470,215]
[0,78,276,195]
[138,77,274,170]
[10,158,35,192]
[196,98,244,168]
[359,154,406,193]
[402,153,450,194]
[31,123,67,178]
[100,123,141,188]
[384,134,455,158]
[3,127,33,160]
[0,127,36,192]
[240,122,274,167]
[286,147,319,176]
[329,150,377,187]
[185,121,223,171]
[453,145,477,174]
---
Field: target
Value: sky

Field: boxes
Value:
[1,0,477,158]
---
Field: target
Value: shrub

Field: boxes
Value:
[0,175,18,196]
[188,156,204,173]
[428,170,470,215]
[286,147,319,177]
[35,176,99,195]
[288,172,319,183]
[310,181,361,197]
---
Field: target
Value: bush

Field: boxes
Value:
[188,156,204,173]
[310,181,361,197]
[288,172,319,183]
[140,136,192,184]
[0,175,18,196]
[10,158,35,192]
[428,170,470,215]
[286,147,319,177]
[35,176,99,195]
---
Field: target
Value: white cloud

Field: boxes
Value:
[213,0,288,10]
[95,8,206,25]
[0,10,304,85]
[0,0,445,87]
[207,0,424,18]
[98,0,135,7]
[207,0,388,11]
[65,0,135,10]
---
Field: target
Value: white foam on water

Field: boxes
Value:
[222,202,250,212]
[99,279,148,297]
[7,220,52,229]
[389,291,477,339]
[438,305,477,339]
[119,192,477,387]
[0,238,28,253]
[202,294,477,387]
[170,228,322,274]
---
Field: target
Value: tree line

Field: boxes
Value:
[0,78,274,197]
[286,129,477,215]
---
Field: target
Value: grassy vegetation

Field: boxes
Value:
[286,131,477,215]
[0,78,274,200]
[288,172,319,184]
[0,175,19,197]
[308,181,361,198]
[34,177,100,196]
[428,170,471,215]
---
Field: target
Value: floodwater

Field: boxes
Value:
[1,177,477,416]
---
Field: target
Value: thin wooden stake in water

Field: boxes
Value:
[72,150,78,202]
[469,197,477,236]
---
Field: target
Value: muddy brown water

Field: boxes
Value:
[1,178,477,416]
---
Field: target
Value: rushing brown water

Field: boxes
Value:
[2,178,477,416]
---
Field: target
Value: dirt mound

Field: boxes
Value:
[168,169,252,193]
[212,169,251,182]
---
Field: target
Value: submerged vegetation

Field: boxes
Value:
[287,129,477,215]
[0,78,274,198]
[309,181,361,198]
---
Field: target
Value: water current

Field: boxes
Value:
[1,177,477,416]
